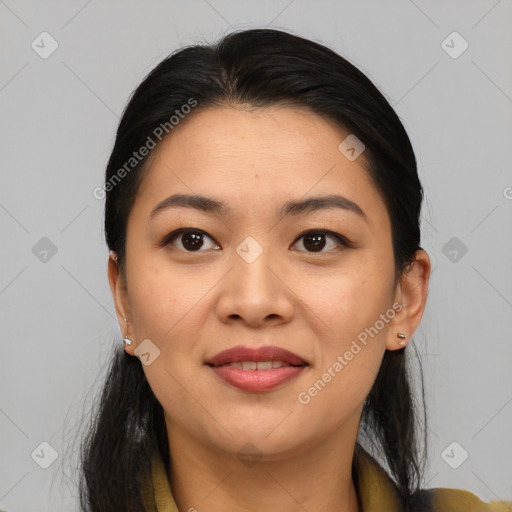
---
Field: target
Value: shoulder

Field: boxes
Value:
[419,487,512,512]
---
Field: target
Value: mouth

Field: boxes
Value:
[204,345,309,368]
[205,345,309,392]
[213,360,304,370]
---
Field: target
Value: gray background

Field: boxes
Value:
[1,0,511,510]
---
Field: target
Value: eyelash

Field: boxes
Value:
[159,228,352,253]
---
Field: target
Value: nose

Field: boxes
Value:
[215,248,295,328]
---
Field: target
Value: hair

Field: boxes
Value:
[79,28,429,511]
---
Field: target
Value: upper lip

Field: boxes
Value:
[205,346,309,367]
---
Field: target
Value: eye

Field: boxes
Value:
[161,228,351,254]
[291,229,350,253]
[161,228,220,252]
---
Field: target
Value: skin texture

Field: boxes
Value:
[108,105,431,512]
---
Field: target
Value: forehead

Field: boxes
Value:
[132,105,389,230]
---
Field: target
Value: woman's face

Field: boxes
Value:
[110,105,420,460]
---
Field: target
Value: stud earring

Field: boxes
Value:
[122,317,132,346]
[397,333,406,346]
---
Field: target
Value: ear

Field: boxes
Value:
[108,251,135,354]
[385,249,431,351]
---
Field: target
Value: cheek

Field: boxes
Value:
[310,265,393,338]
[302,264,393,394]
[128,265,205,418]
[298,288,389,424]
[129,261,193,334]
[127,261,215,374]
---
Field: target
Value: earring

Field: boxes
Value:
[122,317,132,346]
[397,333,406,346]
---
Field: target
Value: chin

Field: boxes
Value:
[209,427,309,461]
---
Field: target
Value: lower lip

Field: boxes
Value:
[208,365,306,392]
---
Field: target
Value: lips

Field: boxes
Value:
[206,345,309,392]
[205,345,309,367]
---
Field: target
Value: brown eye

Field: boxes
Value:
[291,230,349,253]
[163,229,220,252]
[161,228,350,254]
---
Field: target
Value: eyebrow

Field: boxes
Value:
[149,193,368,222]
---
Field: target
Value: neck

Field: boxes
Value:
[165,416,362,512]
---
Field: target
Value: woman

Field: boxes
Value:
[79,28,512,511]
